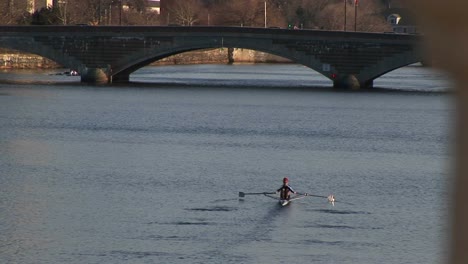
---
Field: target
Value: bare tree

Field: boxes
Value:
[0,0,29,25]
[316,0,391,32]
[315,2,345,30]
[125,1,161,25]
[355,0,392,32]
[265,0,287,28]
[0,0,394,30]
[139,11,161,25]
[8,0,15,13]
[126,0,147,13]
[275,0,334,29]
[167,0,202,26]
[62,0,119,25]
[213,0,265,27]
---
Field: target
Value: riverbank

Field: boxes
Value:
[0,48,61,69]
[0,48,291,69]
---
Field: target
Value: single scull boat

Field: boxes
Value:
[239,192,336,206]
[263,193,308,206]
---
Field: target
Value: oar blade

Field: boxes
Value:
[238,192,246,197]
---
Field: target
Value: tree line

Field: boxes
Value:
[0,0,402,32]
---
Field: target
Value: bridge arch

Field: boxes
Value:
[110,40,329,83]
[0,37,82,72]
[356,47,421,88]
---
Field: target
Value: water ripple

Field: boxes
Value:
[185,206,238,212]
[311,209,372,215]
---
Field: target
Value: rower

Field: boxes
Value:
[276,177,297,200]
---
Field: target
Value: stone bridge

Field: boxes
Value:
[0,26,424,89]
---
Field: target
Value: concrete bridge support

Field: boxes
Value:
[111,73,130,83]
[80,68,108,83]
[333,75,361,90]
[333,75,375,90]
[80,68,129,83]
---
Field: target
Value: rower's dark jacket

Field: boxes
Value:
[277,184,296,200]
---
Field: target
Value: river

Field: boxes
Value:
[0,64,453,264]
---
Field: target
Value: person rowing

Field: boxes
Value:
[276,177,297,200]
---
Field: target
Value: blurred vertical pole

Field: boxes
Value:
[108,3,112,25]
[354,0,358,31]
[64,0,68,25]
[119,0,122,25]
[343,0,347,31]
[98,0,101,25]
[264,1,267,28]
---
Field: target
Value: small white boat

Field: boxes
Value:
[278,194,308,206]
[279,199,290,206]
[239,191,336,206]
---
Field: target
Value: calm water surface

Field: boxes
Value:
[0,64,453,264]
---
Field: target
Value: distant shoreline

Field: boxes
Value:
[0,48,291,70]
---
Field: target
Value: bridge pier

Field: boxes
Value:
[333,75,373,90]
[110,73,130,83]
[363,79,374,89]
[80,68,130,84]
[333,75,360,90]
[80,68,109,84]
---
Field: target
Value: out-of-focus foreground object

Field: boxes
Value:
[412,1,468,264]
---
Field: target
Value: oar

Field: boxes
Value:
[301,193,329,199]
[299,193,337,205]
[239,191,276,198]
